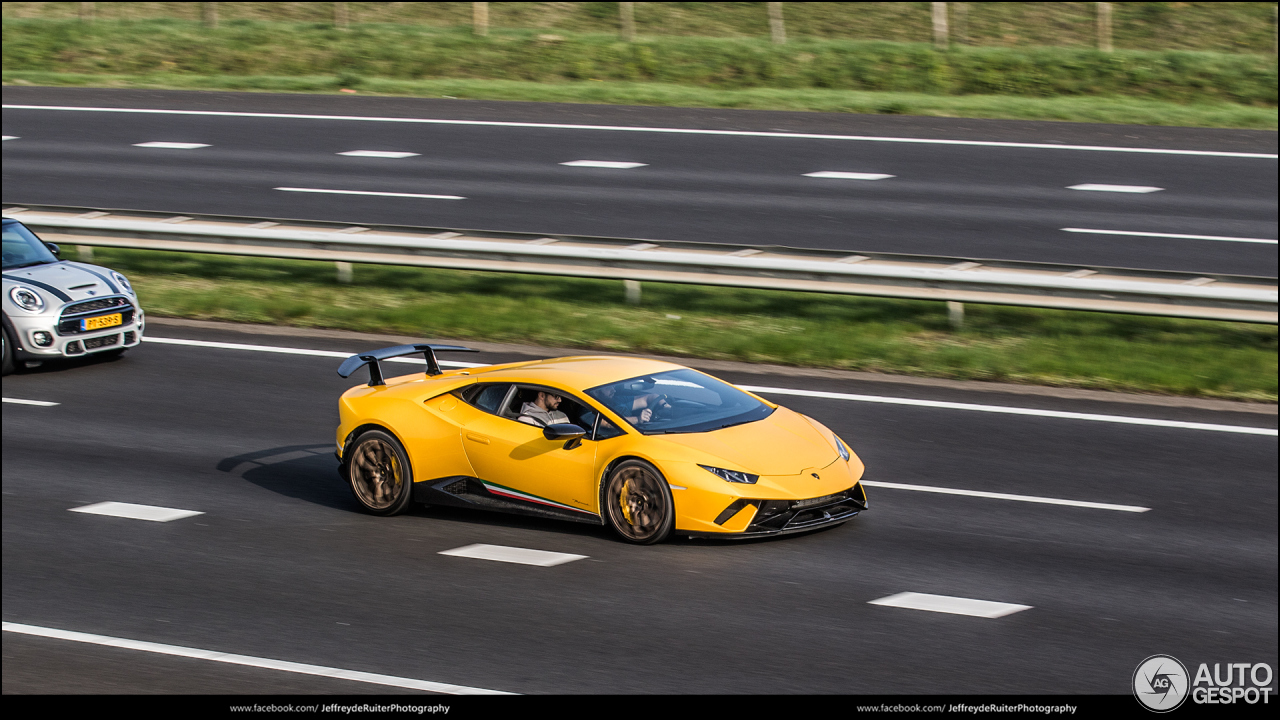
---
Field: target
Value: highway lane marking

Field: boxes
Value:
[561,160,647,169]
[69,501,204,522]
[1062,228,1278,245]
[275,187,465,200]
[804,171,895,180]
[5,105,1275,159]
[439,543,587,567]
[132,142,210,149]
[140,337,1277,436]
[859,481,1150,513]
[868,592,1031,618]
[337,150,420,158]
[2,622,513,695]
[2,397,59,406]
[1067,183,1163,193]
[2,136,16,140]
[736,385,1277,437]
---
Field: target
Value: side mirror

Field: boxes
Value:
[544,423,587,450]
[44,242,60,257]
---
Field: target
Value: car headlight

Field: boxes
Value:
[9,286,45,312]
[699,464,759,484]
[110,271,134,294]
[834,434,850,462]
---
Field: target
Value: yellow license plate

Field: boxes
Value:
[82,313,122,331]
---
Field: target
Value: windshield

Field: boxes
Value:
[586,369,773,435]
[2,222,57,270]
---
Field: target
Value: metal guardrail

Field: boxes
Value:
[4,204,1276,324]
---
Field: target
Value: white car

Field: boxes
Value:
[2,217,144,375]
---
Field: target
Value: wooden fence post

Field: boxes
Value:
[1097,2,1113,52]
[768,2,786,44]
[932,2,949,50]
[620,2,636,42]
[473,2,488,37]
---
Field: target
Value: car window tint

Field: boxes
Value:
[459,383,511,414]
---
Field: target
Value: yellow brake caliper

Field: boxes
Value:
[619,480,633,524]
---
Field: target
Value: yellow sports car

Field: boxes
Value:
[335,344,867,544]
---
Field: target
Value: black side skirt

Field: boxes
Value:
[413,476,604,526]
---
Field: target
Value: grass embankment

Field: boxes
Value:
[3,20,1275,129]
[95,249,1278,402]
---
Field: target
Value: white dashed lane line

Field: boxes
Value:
[860,481,1149,513]
[274,187,465,200]
[2,622,513,694]
[2,397,59,406]
[804,171,895,180]
[69,501,203,522]
[560,160,647,169]
[439,544,587,567]
[2,136,17,141]
[1067,183,1164,193]
[132,142,210,149]
[1062,228,1277,245]
[337,150,420,158]
[869,592,1032,618]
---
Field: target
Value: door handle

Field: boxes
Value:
[466,433,490,445]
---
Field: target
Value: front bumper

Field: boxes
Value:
[9,305,144,360]
[684,482,868,539]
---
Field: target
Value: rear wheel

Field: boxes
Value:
[603,459,674,544]
[346,429,413,516]
[1,324,14,376]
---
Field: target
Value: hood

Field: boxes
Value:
[3,261,126,306]
[655,406,839,476]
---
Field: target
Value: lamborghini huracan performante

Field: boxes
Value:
[335,344,867,544]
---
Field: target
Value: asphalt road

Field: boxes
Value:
[3,324,1275,694]
[3,88,1276,277]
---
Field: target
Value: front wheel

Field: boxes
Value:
[1,324,13,376]
[603,459,674,544]
[346,429,413,516]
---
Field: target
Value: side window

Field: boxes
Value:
[458,383,512,415]
[594,415,625,441]
[508,385,594,429]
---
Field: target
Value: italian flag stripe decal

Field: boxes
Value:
[481,481,596,515]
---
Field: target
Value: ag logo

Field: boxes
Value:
[1134,655,1190,712]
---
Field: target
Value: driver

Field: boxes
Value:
[597,385,670,425]
[518,390,570,428]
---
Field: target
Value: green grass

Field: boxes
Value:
[7,72,1275,130]
[93,248,1278,402]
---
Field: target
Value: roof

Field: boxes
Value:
[470,355,686,390]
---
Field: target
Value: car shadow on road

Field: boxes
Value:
[217,443,357,512]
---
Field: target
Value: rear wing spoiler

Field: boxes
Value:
[337,344,479,386]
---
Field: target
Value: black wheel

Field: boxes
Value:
[346,429,413,516]
[1,324,14,376]
[603,459,674,544]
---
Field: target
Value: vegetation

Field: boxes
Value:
[95,248,1278,402]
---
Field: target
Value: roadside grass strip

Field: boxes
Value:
[868,592,1031,618]
[1,622,513,695]
[5,106,1275,159]
[2,397,59,406]
[1061,228,1277,245]
[736,385,1278,436]
[860,481,1149,513]
[439,544,587,567]
[69,501,203,522]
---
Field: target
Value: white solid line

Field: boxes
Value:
[139,337,1276,436]
[1062,228,1278,245]
[868,592,1031,618]
[804,171,895,180]
[132,142,210,149]
[338,150,420,158]
[4,105,1274,159]
[860,480,1150,512]
[736,385,1277,437]
[141,336,484,367]
[275,187,464,200]
[2,397,59,406]
[1067,183,1163,193]
[2,135,17,140]
[2,622,513,695]
[560,160,647,169]
[69,501,204,522]
[439,543,587,567]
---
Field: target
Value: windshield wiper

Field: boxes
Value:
[4,260,51,270]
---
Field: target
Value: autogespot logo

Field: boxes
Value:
[1134,655,1190,712]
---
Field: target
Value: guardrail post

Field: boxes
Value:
[79,2,94,23]
[932,2,949,50]
[768,3,786,44]
[77,245,95,261]
[202,3,218,29]
[947,301,964,329]
[473,2,488,37]
[336,262,354,283]
[624,280,642,305]
[1097,2,1113,52]
[620,2,636,42]
[335,2,349,30]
